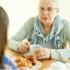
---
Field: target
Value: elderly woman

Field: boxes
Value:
[9,0,70,60]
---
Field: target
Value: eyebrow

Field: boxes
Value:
[39,6,55,8]
[38,6,44,8]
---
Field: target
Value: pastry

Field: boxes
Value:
[15,57,26,63]
[15,57,32,68]
[26,54,36,65]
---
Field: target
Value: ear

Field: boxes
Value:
[56,8,60,15]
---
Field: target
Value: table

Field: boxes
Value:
[5,47,70,70]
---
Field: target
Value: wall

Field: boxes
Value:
[0,0,70,39]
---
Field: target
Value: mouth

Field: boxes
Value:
[43,17,49,20]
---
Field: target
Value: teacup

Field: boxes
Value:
[30,45,41,53]
[47,61,70,70]
[24,45,42,58]
[30,45,42,59]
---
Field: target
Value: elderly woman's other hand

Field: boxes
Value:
[20,42,30,54]
[35,48,51,59]
[19,67,31,70]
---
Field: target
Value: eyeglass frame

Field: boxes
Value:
[38,7,58,13]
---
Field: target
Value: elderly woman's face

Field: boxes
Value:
[38,0,59,25]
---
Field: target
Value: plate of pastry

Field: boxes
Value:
[14,54,42,69]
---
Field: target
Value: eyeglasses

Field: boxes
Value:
[38,7,58,13]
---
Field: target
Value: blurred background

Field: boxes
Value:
[0,0,70,39]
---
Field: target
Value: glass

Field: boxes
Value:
[55,51,68,64]
[38,7,57,13]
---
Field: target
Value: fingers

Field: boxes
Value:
[35,48,51,59]
[19,67,30,70]
[35,48,43,52]
[38,56,47,59]
[25,42,30,48]
[35,48,44,56]
[35,50,44,56]
[20,42,30,54]
[24,44,29,50]
[24,42,30,49]
[21,47,29,53]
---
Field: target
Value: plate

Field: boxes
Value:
[13,59,42,70]
[31,60,42,69]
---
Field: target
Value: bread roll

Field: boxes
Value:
[15,57,32,68]
[15,57,26,63]
[26,54,36,65]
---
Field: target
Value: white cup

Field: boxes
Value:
[24,45,41,58]
[30,45,41,53]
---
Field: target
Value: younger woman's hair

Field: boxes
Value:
[0,6,9,69]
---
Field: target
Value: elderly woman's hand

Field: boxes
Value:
[35,48,51,59]
[20,42,30,54]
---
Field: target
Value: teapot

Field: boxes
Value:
[47,61,70,70]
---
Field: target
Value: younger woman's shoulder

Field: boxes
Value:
[3,56,18,70]
[3,56,13,66]
[3,56,9,63]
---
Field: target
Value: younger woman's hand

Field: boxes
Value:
[19,67,31,70]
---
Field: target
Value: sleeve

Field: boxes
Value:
[3,57,19,70]
[50,49,70,59]
[9,60,19,70]
[66,21,70,42]
[50,20,70,59]
[8,17,35,52]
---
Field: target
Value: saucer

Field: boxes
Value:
[31,60,42,69]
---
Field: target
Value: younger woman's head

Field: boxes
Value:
[0,6,9,68]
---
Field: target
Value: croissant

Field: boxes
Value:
[17,60,32,68]
[15,54,36,68]
[26,54,36,65]
[17,61,27,68]
[15,57,32,68]
[26,60,32,68]
[15,57,26,63]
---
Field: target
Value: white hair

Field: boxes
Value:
[53,0,59,8]
[39,0,59,8]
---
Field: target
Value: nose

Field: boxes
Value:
[43,10,48,15]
